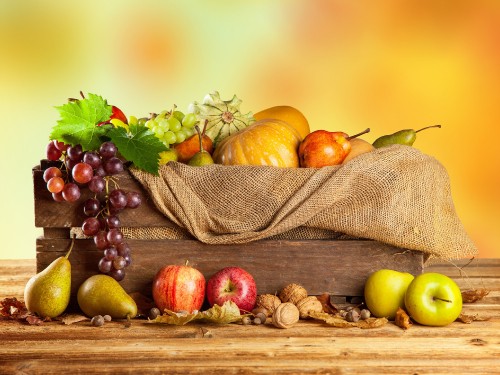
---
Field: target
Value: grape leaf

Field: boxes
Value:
[50,93,112,151]
[108,124,167,175]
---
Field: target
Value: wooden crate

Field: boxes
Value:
[33,161,424,301]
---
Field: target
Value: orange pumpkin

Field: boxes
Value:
[213,119,302,167]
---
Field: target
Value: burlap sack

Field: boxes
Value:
[129,144,477,260]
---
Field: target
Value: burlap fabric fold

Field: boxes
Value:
[129,145,477,260]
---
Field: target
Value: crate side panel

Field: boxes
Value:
[36,239,424,298]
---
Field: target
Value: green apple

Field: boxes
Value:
[364,269,415,319]
[404,272,462,326]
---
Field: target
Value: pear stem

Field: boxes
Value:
[347,128,370,140]
[65,234,76,259]
[194,125,203,153]
[415,124,441,133]
[433,296,453,303]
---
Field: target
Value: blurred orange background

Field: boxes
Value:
[0,0,498,259]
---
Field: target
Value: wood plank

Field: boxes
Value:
[35,238,424,298]
[0,259,498,375]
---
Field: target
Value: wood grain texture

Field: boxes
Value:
[33,165,175,229]
[1,259,498,374]
[36,238,424,298]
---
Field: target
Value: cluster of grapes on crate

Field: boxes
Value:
[44,139,142,281]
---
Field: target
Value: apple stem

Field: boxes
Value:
[433,297,453,303]
[415,124,441,133]
[347,128,370,140]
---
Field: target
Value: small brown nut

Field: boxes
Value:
[91,315,104,327]
[251,307,269,317]
[296,296,323,319]
[272,302,300,329]
[253,317,262,325]
[241,316,252,325]
[148,307,161,320]
[346,310,360,323]
[103,315,112,322]
[279,283,308,305]
[255,294,281,315]
[360,309,371,320]
[255,312,267,323]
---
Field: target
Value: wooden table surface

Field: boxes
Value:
[0,258,498,374]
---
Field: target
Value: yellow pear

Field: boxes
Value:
[342,138,375,164]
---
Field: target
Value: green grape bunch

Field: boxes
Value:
[143,109,198,148]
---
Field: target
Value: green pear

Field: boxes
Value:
[24,239,74,318]
[77,275,137,319]
[188,125,214,166]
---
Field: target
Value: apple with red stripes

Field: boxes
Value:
[152,262,206,314]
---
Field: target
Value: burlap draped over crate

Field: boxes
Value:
[129,144,477,260]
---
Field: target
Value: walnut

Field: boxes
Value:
[296,296,323,319]
[255,294,281,315]
[272,302,300,329]
[279,283,308,304]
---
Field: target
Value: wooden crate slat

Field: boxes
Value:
[36,238,424,298]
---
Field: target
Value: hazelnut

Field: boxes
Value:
[296,296,323,319]
[255,294,281,315]
[272,302,300,329]
[251,307,269,317]
[279,283,308,305]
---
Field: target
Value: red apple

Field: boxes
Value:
[152,263,206,313]
[97,105,128,126]
[206,267,257,312]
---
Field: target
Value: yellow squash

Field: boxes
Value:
[254,106,310,140]
[213,119,302,167]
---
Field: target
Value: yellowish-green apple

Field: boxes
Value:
[364,269,415,319]
[404,272,462,326]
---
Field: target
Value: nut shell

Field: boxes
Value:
[272,302,300,329]
[279,283,308,304]
[255,294,281,315]
[296,296,323,319]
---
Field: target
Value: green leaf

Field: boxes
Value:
[50,93,112,151]
[108,124,167,175]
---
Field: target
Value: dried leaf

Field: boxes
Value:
[148,309,202,326]
[309,311,388,329]
[461,288,490,303]
[394,307,412,330]
[59,313,90,325]
[26,315,44,326]
[201,301,243,324]
[316,293,338,314]
[148,301,244,326]
[1,297,29,319]
[456,313,492,324]
[129,292,155,317]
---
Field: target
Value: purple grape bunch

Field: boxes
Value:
[45,140,142,281]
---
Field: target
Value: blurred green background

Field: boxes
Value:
[1,0,498,259]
